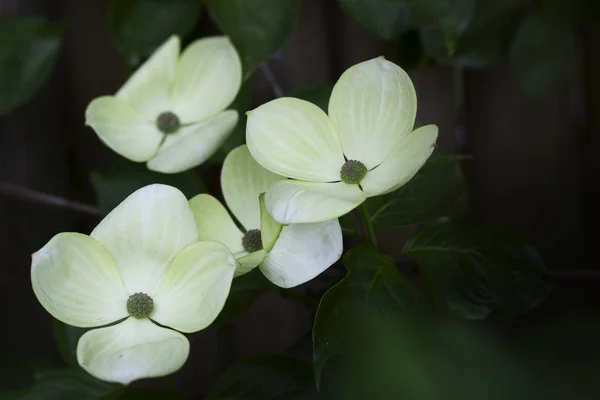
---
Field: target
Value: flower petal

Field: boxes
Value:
[259,193,282,253]
[153,241,236,333]
[189,194,244,254]
[265,180,365,224]
[31,233,127,328]
[221,145,283,230]
[85,96,163,162]
[147,110,238,174]
[77,318,189,385]
[260,219,343,288]
[246,97,345,182]
[91,184,198,295]
[329,57,417,169]
[361,125,438,196]
[116,35,179,120]
[236,250,266,277]
[171,36,242,123]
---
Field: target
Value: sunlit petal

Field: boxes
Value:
[246,98,345,182]
[329,57,417,168]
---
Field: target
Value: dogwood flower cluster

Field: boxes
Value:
[31,36,436,385]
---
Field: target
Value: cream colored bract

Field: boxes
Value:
[246,57,438,224]
[85,35,242,174]
[189,145,343,288]
[30,184,237,384]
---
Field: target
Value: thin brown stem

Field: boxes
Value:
[0,181,102,216]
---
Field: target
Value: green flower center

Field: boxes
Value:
[242,229,262,253]
[340,160,368,184]
[156,111,180,134]
[126,292,154,319]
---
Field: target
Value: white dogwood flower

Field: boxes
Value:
[189,145,343,288]
[31,184,237,384]
[86,35,242,174]
[246,57,438,224]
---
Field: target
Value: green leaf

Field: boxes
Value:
[109,0,202,63]
[205,354,319,400]
[214,269,274,324]
[206,0,301,79]
[338,0,410,40]
[11,369,120,400]
[91,162,199,214]
[410,0,476,54]
[509,13,577,96]
[0,16,61,117]
[99,388,179,400]
[286,83,334,113]
[402,218,552,319]
[420,0,524,68]
[53,320,87,367]
[366,153,465,226]
[313,243,421,389]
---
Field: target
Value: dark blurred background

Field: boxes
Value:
[1,0,599,398]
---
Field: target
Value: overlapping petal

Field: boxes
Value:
[147,110,238,174]
[85,96,163,162]
[265,180,365,224]
[329,57,417,169]
[221,145,283,230]
[259,193,282,253]
[91,184,198,295]
[152,242,236,333]
[189,194,244,254]
[361,125,438,196]
[31,233,127,328]
[77,318,189,384]
[115,36,179,120]
[236,250,266,276]
[260,220,343,288]
[171,36,242,123]
[246,98,345,182]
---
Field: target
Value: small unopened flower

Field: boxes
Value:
[86,35,242,174]
[31,185,237,384]
[189,145,343,288]
[246,57,438,224]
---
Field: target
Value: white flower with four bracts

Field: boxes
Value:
[246,57,439,224]
[31,185,237,384]
[190,145,343,288]
[85,35,242,174]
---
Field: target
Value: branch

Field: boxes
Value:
[0,181,102,216]
[259,63,284,98]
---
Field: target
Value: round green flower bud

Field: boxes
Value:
[156,111,180,134]
[242,229,262,253]
[126,292,154,319]
[340,160,368,184]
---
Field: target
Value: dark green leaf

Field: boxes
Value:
[509,13,578,96]
[91,162,199,213]
[313,243,421,388]
[0,359,53,391]
[214,269,274,324]
[339,213,359,236]
[420,0,524,68]
[11,369,120,400]
[53,320,87,367]
[403,218,552,319]
[366,153,465,226]
[205,354,319,400]
[0,16,61,117]
[410,0,476,54]
[206,0,301,79]
[395,30,423,70]
[338,0,410,40]
[287,83,334,113]
[109,0,202,62]
[99,388,179,400]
